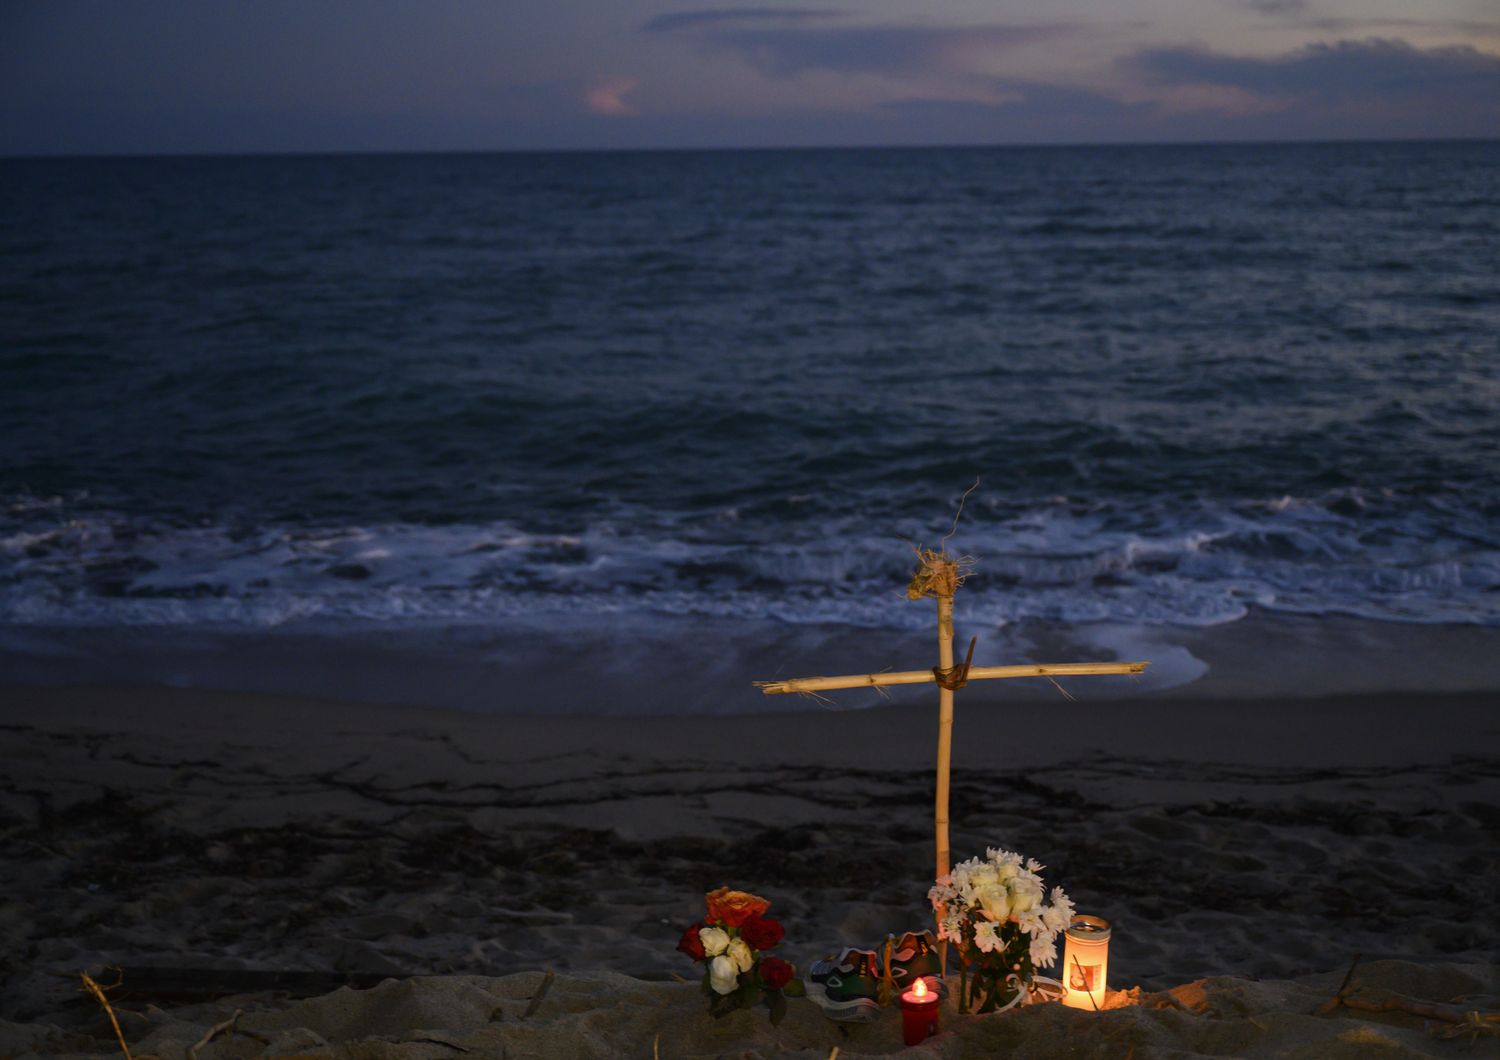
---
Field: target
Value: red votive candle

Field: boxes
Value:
[898,976,940,1045]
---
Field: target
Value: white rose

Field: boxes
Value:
[708,954,740,995]
[1008,877,1042,915]
[974,882,1012,920]
[968,863,1000,887]
[727,937,754,973]
[699,927,730,957]
[995,860,1019,882]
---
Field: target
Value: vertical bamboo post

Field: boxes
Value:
[931,557,958,978]
[934,576,955,884]
[906,547,962,979]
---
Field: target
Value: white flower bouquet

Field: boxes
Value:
[928,846,1075,1013]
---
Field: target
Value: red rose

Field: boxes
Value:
[705,887,771,928]
[758,956,794,991]
[739,915,784,951]
[676,920,706,961]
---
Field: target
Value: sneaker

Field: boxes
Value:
[824,949,883,1002]
[806,948,882,1022]
[889,930,946,995]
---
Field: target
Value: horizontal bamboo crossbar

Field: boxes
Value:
[755,660,1148,695]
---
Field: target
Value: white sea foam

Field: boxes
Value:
[1,491,1496,632]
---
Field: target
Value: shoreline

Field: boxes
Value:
[2,610,1497,716]
[3,682,1495,768]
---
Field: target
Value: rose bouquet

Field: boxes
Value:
[928,846,1074,1013]
[676,886,805,1024]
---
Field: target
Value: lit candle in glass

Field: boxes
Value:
[1062,915,1111,1010]
[898,975,940,1044]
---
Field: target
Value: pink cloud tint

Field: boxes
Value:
[583,76,640,115]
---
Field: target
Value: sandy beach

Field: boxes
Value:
[2,683,1495,1057]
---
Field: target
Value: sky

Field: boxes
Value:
[2,0,1498,155]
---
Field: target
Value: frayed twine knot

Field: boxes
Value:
[933,636,977,690]
[907,549,965,600]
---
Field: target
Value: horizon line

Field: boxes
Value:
[3,133,1497,164]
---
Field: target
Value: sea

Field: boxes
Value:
[2,141,1498,711]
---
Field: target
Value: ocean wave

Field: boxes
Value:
[2,490,1495,631]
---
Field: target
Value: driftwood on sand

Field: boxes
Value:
[1316,956,1500,1041]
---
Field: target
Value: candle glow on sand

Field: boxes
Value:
[898,974,940,1045]
[1063,915,1112,1011]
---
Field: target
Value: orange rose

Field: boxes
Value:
[705,887,771,928]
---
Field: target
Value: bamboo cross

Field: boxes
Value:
[755,549,1148,901]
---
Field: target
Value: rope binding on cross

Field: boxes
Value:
[933,636,977,691]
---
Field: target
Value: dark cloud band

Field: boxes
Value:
[642,8,846,34]
[1134,38,1500,100]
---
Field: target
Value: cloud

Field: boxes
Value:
[1221,0,1500,36]
[582,75,640,115]
[662,22,1080,78]
[1237,0,1309,15]
[1300,17,1500,36]
[876,81,1161,144]
[642,8,845,34]
[1122,38,1500,140]
[1134,38,1500,101]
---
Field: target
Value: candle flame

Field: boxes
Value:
[913,977,928,999]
